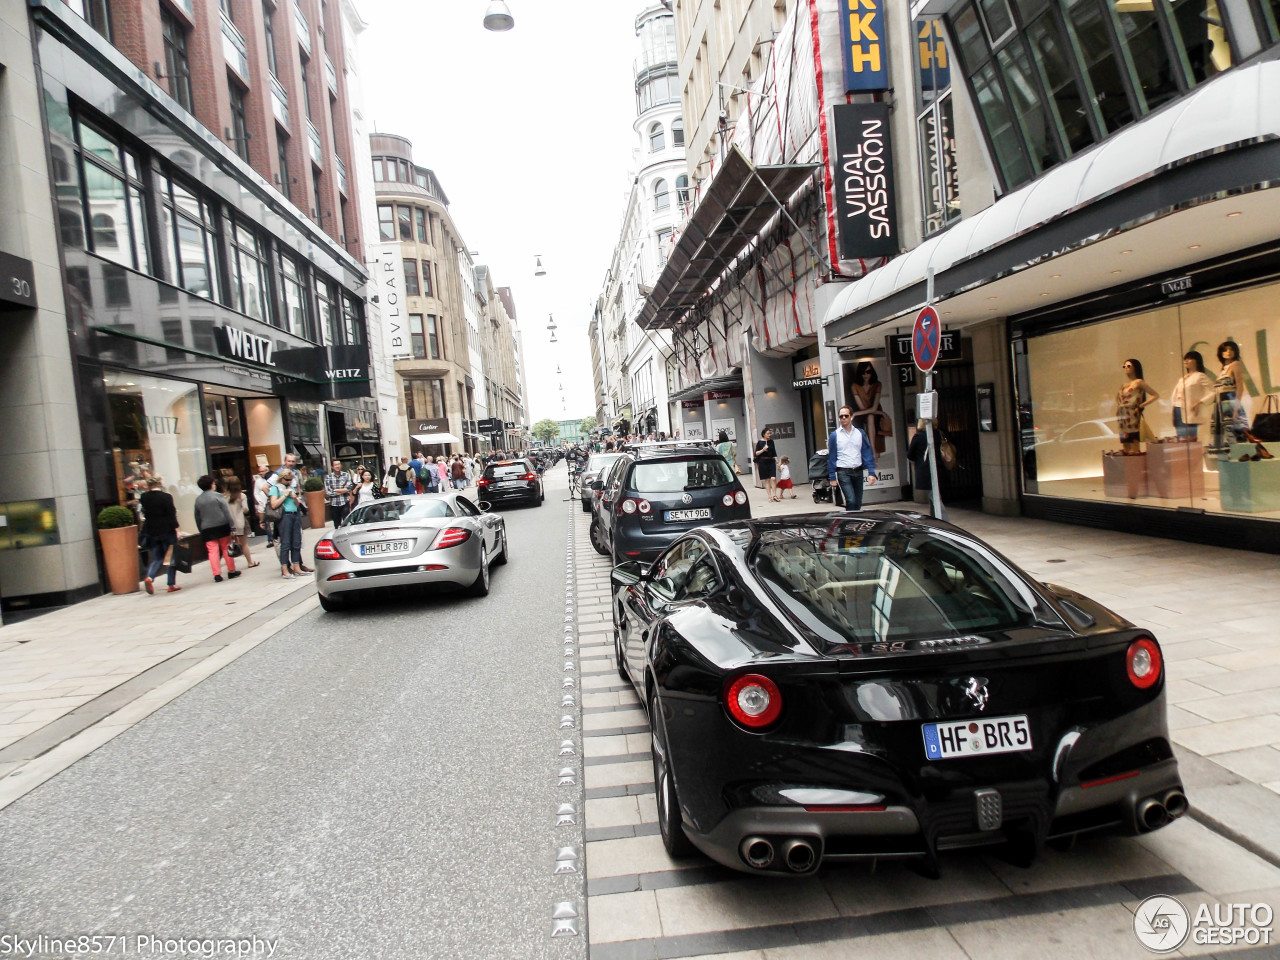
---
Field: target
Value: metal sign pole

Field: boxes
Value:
[923,270,943,521]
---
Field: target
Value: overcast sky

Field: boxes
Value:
[359,0,646,427]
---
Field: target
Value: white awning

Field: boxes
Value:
[823,58,1280,343]
[413,433,462,445]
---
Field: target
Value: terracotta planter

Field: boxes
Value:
[306,490,327,528]
[99,525,140,595]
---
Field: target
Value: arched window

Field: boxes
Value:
[649,122,665,152]
[92,213,118,248]
[676,175,690,205]
[653,178,670,211]
[672,118,685,147]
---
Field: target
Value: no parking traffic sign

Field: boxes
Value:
[912,305,942,373]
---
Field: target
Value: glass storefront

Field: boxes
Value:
[103,370,207,532]
[1017,281,1280,519]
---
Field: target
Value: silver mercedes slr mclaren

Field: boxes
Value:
[312,492,507,611]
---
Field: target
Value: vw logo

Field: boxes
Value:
[681,493,693,504]
[963,677,989,712]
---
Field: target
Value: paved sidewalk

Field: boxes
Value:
[0,524,329,809]
[742,479,1280,864]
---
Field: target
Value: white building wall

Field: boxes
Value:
[459,249,487,433]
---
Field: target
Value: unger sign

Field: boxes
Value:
[832,102,898,261]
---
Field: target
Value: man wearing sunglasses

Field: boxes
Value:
[827,405,878,511]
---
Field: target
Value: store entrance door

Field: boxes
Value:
[899,353,983,504]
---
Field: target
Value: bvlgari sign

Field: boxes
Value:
[831,103,899,261]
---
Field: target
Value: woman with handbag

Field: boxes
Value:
[754,428,780,502]
[267,468,309,579]
[224,477,258,569]
[194,475,240,583]
[140,476,182,594]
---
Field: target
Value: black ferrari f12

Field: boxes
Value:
[611,512,1186,876]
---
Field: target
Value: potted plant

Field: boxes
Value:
[97,505,140,595]
[303,475,327,529]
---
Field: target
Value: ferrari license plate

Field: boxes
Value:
[922,715,1032,760]
[664,508,712,522]
[359,540,410,556]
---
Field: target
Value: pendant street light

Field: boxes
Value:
[483,1,514,31]
[534,254,546,276]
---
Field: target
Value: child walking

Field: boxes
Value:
[777,456,797,499]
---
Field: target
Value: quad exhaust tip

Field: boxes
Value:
[740,837,775,870]
[1163,789,1189,819]
[781,838,817,873]
[1137,797,1170,831]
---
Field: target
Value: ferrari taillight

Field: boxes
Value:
[724,674,783,729]
[314,539,341,560]
[1126,637,1162,689]
[433,527,471,550]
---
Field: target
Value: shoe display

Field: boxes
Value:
[1257,442,1274,460]
[144,577,154,595]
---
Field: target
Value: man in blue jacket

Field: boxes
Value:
[827,405,878,511]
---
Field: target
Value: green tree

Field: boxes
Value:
[533,418,560,444]
[579,415,597,435]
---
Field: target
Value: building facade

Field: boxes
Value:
[5,0,377,614]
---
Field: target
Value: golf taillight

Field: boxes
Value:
[314,539,341,560]
[734,490,748,505]
[621,498,651,514]
[637,499,651,514]
[433,527,471,550]
[621,498,637,514]
[722,494,735,506]
[1126,637,1162,689]
[724,674,782,729]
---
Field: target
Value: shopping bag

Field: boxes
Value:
[939,434,959,470]
[171,543,193,575]
[1251,395,1280,442]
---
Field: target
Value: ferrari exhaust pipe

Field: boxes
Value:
[740,837,775,870]
[781,838,817,873]
[1163,790,1189,819]
[1137,797,1169,831]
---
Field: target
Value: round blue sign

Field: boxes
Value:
[912,306,942,373]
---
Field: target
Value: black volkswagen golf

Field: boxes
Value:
[590,444,750,564]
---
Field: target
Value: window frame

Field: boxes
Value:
[403,258,420,297]
[161,7,193,112]
[157,168,222,301]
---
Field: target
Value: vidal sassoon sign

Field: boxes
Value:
[831,102,899,261]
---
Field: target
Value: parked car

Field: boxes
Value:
[313,492,507,610]
[590,445,750,564]
[611,512,1185,875]
[580,452,624,513]
[476,458,544,507]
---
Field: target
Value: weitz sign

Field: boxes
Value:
[832,103,898,260]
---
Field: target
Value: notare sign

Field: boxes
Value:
[831,103,899,260]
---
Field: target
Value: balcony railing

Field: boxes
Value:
[324,53,337,93]
[221,12,249,80]
[633,43,678,75]
[294,2,311,55]
[307,120,322,166]
[269,73,289,126]
[336,155,347,195]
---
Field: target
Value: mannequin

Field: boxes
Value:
[1214,340,1248,450]
[1170,350,1214,441]
[1116,358,1158,454]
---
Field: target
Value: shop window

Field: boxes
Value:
[1017,281,1280,519]
[229,218,272,323]
[103,370,207,535]
[72,118,151,273]
[278,252,310,338]
[158,172,222,301]
[378,203,395,241]
[403,259,420,297]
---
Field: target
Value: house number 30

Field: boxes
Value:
[11,277,31,299]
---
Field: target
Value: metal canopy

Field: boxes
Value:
[669,375,742,403]
[638,146,819,331]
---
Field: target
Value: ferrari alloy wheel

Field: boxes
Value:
[649,692,695,857]
[493,527,509,566]
[590,521,610,557]
[466,545,490,597]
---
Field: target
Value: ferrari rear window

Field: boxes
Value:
[630,458,734,494]
[751,521,1048,643]
[346,499,454,525]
